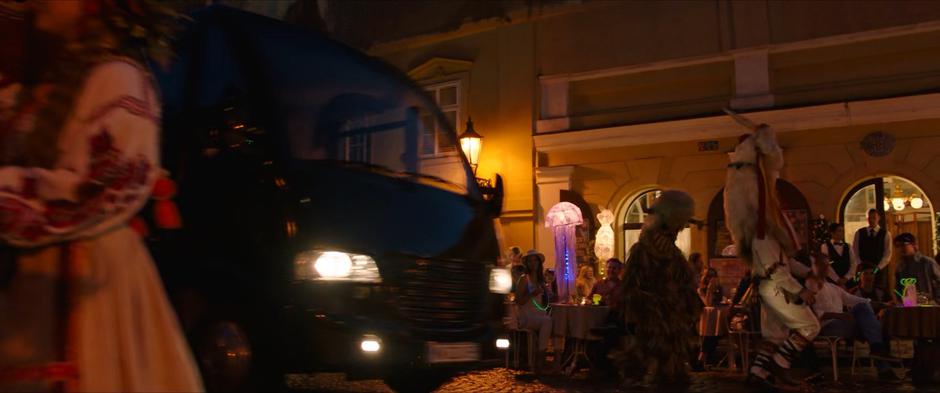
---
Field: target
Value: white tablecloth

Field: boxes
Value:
[551,304,610,340]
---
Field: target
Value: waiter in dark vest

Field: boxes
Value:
[852,209,893,291]
[820,222,857,286]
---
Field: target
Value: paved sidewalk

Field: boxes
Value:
[287,367,940,392]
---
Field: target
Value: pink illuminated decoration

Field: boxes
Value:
[546,202,583,303]
[900,278,918,307]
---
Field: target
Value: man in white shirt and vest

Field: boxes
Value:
[853,209,892,291]
[822,222,858,287]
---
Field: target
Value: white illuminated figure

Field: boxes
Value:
[594,209,615,264]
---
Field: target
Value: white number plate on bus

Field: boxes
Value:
[426,342,480,363]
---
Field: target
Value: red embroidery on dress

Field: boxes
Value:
[85,95,157,124]
[0,128,151,243]
[0,362,78,382]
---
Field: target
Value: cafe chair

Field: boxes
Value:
[503,304,538,371]
[508,327,538,371]
[813,336,843,382]
[728,330,761,373]
[851,341,907,377]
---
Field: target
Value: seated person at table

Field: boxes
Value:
[698,268,723,306]
[732,267,752,305]
[514,250,560,374]
[806,254,896,380]
[894,233,940,304]
[590,259,624,310]
[575,265,596,303]
[510,264,526,294]
[586,259,625,378]
[850,263,893,317]
[694,268,724,370]
[544,268,559,303]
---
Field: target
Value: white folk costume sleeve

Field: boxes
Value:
[0,61,158,247]
[787,256,811,279]
[753,237,804,295]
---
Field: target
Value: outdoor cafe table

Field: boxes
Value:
[883,305,940,385]
[551,304,610,339]
[883,305,940,339]
[550,304,610,375]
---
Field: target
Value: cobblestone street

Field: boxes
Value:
[287,367,940,393]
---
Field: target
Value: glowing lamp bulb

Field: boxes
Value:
[892,198,906,211]
[361,339,380,352]
[496,339,510,349]
[489,268,512,294]
[911,196,924,209]
[314,252,353,278]
[458,118,483,172]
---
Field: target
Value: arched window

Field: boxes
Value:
[620,189,691,257]
[840,176,935,256]
[707,180,811,257]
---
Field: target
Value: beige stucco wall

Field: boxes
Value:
[543,117,940,263]
[365,0,940,264]
[535,0,940,76]
[377,23,539,255]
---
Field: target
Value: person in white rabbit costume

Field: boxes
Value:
[722,110,819,388]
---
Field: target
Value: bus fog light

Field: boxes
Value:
[361,336,381,353]
[496,338,510,349]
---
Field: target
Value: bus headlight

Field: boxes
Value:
[489,267,512,294]
[360,335,382,353]
[294,251,381,283]
[496,338,510,349]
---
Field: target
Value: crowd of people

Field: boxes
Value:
[505,205,940,384]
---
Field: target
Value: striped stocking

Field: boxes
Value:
[749,341,776,380]
[772,332,811,369]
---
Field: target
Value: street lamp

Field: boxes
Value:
[458,117,483,174]
[458,117,495,196]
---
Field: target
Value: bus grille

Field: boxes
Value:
[397,258,488,339]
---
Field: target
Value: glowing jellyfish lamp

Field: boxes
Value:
[546,202,583,303]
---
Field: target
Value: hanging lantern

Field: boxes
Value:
[883,198,891,212]
[910,194,924,209]
[891,184,906,211]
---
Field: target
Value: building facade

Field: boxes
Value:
[259,1,940,292]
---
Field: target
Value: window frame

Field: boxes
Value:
[421,80,463,158]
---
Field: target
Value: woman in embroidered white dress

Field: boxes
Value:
[0,1,203,392]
